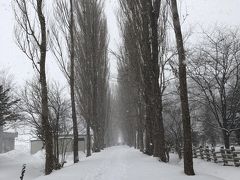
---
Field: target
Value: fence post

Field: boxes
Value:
[205,146,211,161]
[211,147,218,163]
[231,146,239,167]
[220,146,228,166]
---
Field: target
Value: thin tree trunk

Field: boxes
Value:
[138,102,144,152]
[223,130,230,149]
[137,108,144,151]
[138,129,144,152]
[55,116,60,168]
[86,121,91,157]
[170,0,195,175]
[70,0,79,163]
[236,130,240,145]
[93,126,100,152]
[37,0,54,175]
[145,98,154,155]
[0,126,3,153]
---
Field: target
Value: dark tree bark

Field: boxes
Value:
[37,0,54,175]
[86,121,91,157]
[170,0,195,175]
[150,0,166,162]
[223,130,230,149]
[69,0,79,163]
[137,101,144,152]
[236,130,240,145]
[140,0,155,156]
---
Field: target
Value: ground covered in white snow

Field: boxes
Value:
[0,146,44,180]
[0,144,83,180]
[1,146,240,180]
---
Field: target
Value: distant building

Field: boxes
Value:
[30,134,90,154]
[0,126,18,153]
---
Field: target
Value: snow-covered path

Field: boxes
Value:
[33,146,234,180]
[1,146,240,180]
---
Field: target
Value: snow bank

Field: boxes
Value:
[192,158,240,180]
[170,152,240,180]
[0,148,86,180]
[0,149,44,180]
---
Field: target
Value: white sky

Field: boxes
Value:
[0,0,240,87]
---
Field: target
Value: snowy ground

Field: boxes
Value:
[0,144,84,180]
[1,146,240,180]
[0,147,44,180]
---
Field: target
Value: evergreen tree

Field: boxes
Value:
[0,85,19,126]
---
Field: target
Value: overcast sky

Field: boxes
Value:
[0,0,240,87]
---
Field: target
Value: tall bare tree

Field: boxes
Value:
[188,28,240,149]
[13,0,54,174]
[50,0,79,163]
[19,79,72,167]
[69,0,79,163]
[118,0,168,161]
[74,0,109,153]
[170,0,195,175]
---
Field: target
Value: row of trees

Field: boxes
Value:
[115,0,240,176]
[117,0,168,162]
[13,0,110,175]
[3,0,239,177]
[115,0,194,175]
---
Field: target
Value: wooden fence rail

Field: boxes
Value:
[192,146,240,167]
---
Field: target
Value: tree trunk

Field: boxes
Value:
[53,133,59,169]
[55,114,60,168]
[170,0,195,175]
[223,130,230,149]
[0,126,3,153]
[138,102,144,152]
[149,0,167,162]
[153,94,166,162]
[37,0,54,175]
[139,130,144,152]
[70,0,79,163]
[145,97,154,155]
[137,122,144,152]
[93,126,100,152]
[92,47,99,152]
[140,0,154,156]
[235,130,240,145]
[86,121,91,157]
